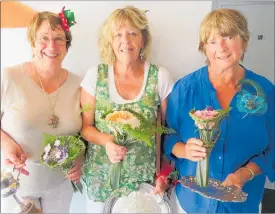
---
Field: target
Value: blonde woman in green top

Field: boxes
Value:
[69,5,174,213]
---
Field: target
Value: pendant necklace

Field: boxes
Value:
[36,66,61,128]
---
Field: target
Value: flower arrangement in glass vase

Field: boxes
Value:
[189,106,231,187]
[40,134,85,193]
[102,108,175,190]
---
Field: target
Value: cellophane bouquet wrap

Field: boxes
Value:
[189,107,231,187]
[40,134,85,193]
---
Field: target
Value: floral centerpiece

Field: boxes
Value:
[189,107,231,187]
[103,108,175,190]
[40,134,85,193]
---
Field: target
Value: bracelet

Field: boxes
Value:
[242,167,255,181]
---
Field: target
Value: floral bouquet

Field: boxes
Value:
[40,134,85,193]
[102,108,175,190]
[189,107,231,187]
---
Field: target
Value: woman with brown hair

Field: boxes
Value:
[164,8,274,213]
[1,10,82,213]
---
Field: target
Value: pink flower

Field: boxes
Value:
[193,109,219,120]
[193,108,219,130]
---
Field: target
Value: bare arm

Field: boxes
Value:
[223,162,262,188]
[1,129,28,174]
[160,96,168,125]
[172,142,186,158]
[238,162,262,180]
[80,88,126,163]
[80,88,114,146]
[1,129,15,150]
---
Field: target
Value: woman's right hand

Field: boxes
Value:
[104,135,127,163]
[183,138,207,162]
[3,141,29,175]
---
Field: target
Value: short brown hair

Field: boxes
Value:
[27,11,72,50]
[198,8,250,63]
[98,5,152,64]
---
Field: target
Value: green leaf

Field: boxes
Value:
[40,134,85,172]
[71,180,78,192]
[43,134,57,146]
[109,162,122,190]
[196,155,210,187]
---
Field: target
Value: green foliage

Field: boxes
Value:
[102,108,176,147]
[41,134,85,193]
[41,134,85,169]
[109,161,122,190]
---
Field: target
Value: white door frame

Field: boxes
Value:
[212,0,274,9]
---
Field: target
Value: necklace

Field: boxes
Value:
[35,65,61,128]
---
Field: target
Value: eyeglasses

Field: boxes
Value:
[36,35,69,46]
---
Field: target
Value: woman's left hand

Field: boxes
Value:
[223,164,258,189]
[222,172,244,189]
[67,157,83,183]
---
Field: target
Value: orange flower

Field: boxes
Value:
[105,111,140,128]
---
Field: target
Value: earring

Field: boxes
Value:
[139,48,145,60]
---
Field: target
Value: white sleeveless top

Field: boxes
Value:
[1,63,82,196]
[81,61,175,103]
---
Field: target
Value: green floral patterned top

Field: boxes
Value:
[82,63,160,202]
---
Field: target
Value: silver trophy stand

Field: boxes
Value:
[1,169,40,213]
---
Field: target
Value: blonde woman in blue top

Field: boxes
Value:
[164,8,274,213]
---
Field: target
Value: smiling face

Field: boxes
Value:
[111,21,144,64]
[204,30,246,72]
[32,20,67,69]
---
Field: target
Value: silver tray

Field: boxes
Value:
[103,183,172,213]
[180,176,247,202]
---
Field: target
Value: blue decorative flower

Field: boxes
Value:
[236,89,267,116]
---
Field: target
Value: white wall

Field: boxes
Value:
[1,1,211,80]
[219,1,274,84]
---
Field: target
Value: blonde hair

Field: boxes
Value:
[198,8,250,63]
[98,5,152,64]
[27,11,72,51]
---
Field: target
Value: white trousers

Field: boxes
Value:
[1,180,72,213]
